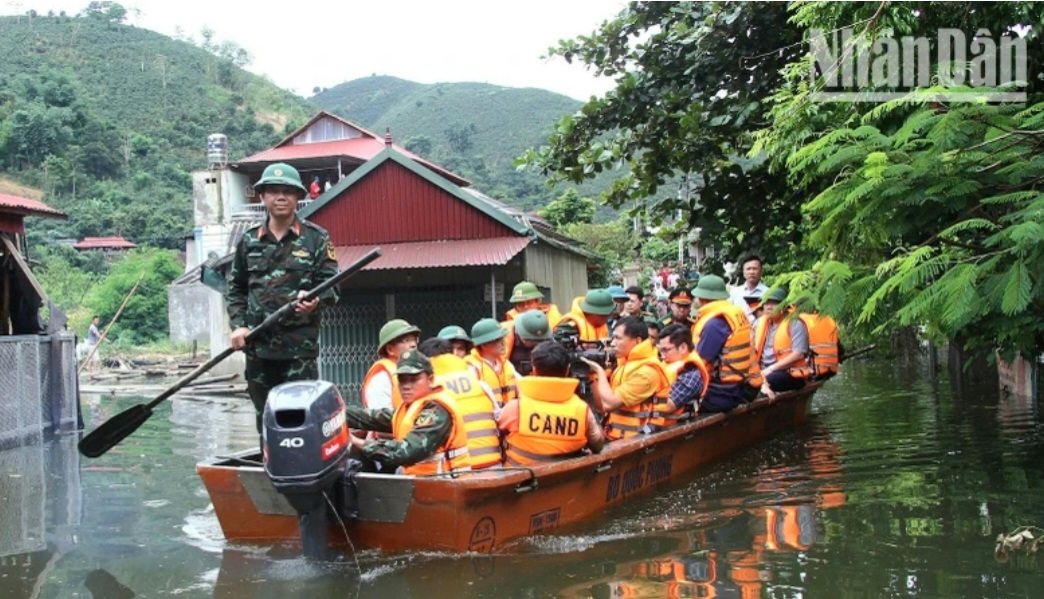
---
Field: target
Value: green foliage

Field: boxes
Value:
[540,189,596,228]
[84,248,182,344]
[520,1,811,268]
[560,219,637,287]
[758,1,1044,359]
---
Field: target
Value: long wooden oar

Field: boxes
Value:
[78,247,382,458]
[841,344,876,362]
[79,272,147,374]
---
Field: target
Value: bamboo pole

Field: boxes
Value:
[79,272,146,374]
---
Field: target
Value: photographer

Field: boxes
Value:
[582,316,670,440]
[499,341,605,465]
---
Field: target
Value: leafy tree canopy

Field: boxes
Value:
[540,188,596,229]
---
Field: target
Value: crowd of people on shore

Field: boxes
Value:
[226,163,842,478]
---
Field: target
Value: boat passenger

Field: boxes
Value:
[502,281,562,327]
[554,289,615,350]
[346,350,471,475]
[645,317,662,345]
[796,310,842,380]
[420,337,503,469]
[226,162,340,436]
[499,341,605,465]
[583,316,671,440]
[506,309,554,376]
[657,323,709,419]
[690,275,752,412]
[748,288,809,399]
[362,319,420,411]
[659,287,696,329]
[437,325,474,359]
[466,318,519,404]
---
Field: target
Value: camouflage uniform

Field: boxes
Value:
[345,401,453,469]
[226,217,340,431]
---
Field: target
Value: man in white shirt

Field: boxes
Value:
[729,254,768,323]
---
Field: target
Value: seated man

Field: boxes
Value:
[691,275,752,412]
[346,350,471,475]
[657,323,709,418]
[420,337,502,469]
[437,325,473,358]
[583,316,671,440]
[503,281,562,327]
[749,288,809,398]
[499,341,605,465]
[363,319,420,410]
[505,309,554,376]
[466,318,519,404]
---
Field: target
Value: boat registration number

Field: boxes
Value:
[605,454,674,503]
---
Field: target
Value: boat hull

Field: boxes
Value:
[197,384,818,553]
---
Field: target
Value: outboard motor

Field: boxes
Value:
[263,380,349,559]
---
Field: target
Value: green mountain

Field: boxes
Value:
[0,10,314,249]
[313,75,612,212]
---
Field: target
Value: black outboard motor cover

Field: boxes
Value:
[263,380,349,512]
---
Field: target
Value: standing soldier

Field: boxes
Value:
[661,287,696,328]
[226,162,340,436]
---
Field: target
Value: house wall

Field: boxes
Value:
[168,284,215,344]
[522,243,590,311]
[310,162,513,244]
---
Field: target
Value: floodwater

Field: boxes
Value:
[3,357,1043,598]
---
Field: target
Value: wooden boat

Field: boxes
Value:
[197,382,821,554]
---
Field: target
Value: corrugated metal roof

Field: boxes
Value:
[73,236,137,249]
[0,193,67,219]
[335,238,529,270]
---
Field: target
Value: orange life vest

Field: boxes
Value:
[662,351,710,422]
[505,376,590,465]
[750,314,811,385]
[607,340,671,440]
[466,350,519,403]
[556,296,609,343]
[799,313,840,378]
[692,300,752,386]
[391,390,471,476]
[432,354,502,469]
[361,358,401,409]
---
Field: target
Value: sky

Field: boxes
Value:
[4,0,627,100]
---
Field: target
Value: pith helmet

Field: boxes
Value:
[254,162,307,195]
[437,325,471,343]
[762,287,788,304]
[396,349,433,375]
[580,289,615,316]
[515,310,552,342]
[509,281,544,303]
[606,285,629,301]
[691,275,729,301]
[471,318,508,346]
[668,288,694,305]
[378,319,421,354]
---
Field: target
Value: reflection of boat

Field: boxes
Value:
[198,383,822,553]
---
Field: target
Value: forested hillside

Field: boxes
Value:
[0,9,314,249]
[313,75,614,211]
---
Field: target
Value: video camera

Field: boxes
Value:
[553,326,617,407]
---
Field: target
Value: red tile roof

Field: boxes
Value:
[73,236,137,250]
[334,238,529,270]
[0,193,67,219]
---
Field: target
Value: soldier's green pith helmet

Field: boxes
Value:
[471,318,508,346]
[762,287,788,304]
[515,310,552,342]
[509,281,544,304]
[378,319,421,355]
[396,349,433,375]
[691,275,729,301]
[254,162,307,195]
[437,325,471,343]
[580,289,615,316]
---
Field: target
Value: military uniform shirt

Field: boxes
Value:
[226,217,339,360]
[345,403,454,469]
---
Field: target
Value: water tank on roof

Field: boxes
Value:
[207,133,228,168]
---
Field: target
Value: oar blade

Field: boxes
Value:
[78,404,153,458]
